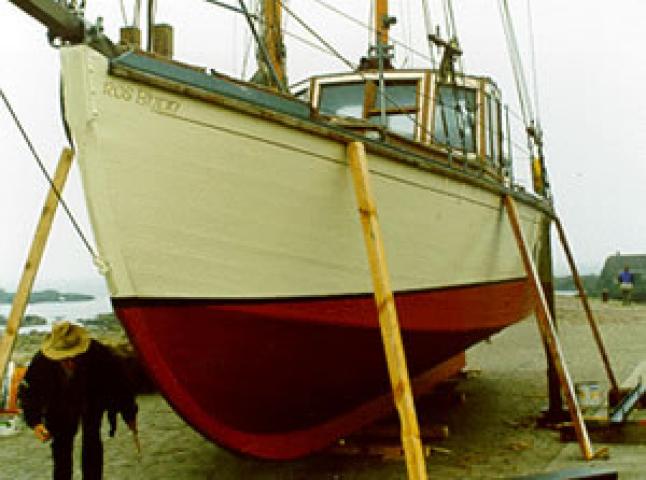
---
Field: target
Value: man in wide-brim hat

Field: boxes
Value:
[19,321,138,480]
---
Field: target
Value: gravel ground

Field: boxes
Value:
[1,295,645,479]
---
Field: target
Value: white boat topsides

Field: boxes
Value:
[61,45,546,300]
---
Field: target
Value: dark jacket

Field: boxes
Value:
[19,340,138,435]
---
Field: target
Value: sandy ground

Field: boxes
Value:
[2,295,646,479]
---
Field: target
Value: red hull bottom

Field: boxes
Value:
[114,279,532,459]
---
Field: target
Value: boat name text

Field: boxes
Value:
[103,81,181,114]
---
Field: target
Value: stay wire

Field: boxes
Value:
[278,1,356,71]
[0,88,98,260]
[278,1,477,163]
[421,0,437,68]
[208,1,531,177]
[310,0,432,68]
[527,0,541,133]
[118,0,128,25]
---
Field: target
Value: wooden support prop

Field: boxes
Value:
[0,148,74,385]
[512,467,618,480]
[503,194,595,460]
[347,141,428,480]
[553,216,619,393]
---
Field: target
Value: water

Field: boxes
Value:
[0,296,113,333]
[555,290,578,297]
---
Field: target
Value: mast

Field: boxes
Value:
[374,0,389,46]
[262,0,286,87]
[362,0,395,71]
[248,0,287,91]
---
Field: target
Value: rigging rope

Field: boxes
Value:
[497,0,534,131]
[118,0,128,25]
[442,0,464,74]
[0,88,98,261]
[310,0,432,67]
[278,1,357,71]
[278,0,466,157]
[240,0,255,78]
[133,0,141,28]
[207,1,533,180]
[527,0,542,134]
[368,0,374,50]
[421,0,437,68]
[441,0,452,40]
[237,0,288,92]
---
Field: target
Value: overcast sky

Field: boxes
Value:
[1,0,646,295]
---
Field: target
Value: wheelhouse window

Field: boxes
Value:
[433,85,477,152]
[319,83,365,118]
[485,94,502,167]
[316,78,421,140]
[367,81,418,139]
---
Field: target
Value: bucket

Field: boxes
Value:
[575,381,603,411]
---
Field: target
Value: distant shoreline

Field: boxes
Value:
[0,288,94,305]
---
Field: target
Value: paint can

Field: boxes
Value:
[0,361,24,436]
[575,381,603,411]
[1,361,26,412]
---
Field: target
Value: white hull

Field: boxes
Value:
[61,46,547,301]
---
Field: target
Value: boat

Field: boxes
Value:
[8,0,554,460]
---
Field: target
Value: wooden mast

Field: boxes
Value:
[261,0,287,89]
[374,0,389,46]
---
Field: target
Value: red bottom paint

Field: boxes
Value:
[114,278,533,459]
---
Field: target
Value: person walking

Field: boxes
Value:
[618,265,635,306]
[19,321,138,480]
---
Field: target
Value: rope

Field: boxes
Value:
[421,0,437,68]
[118,0,128,25]
[133,0,141,28]
[0,88,98,260]
[527,0,542,133]
[237,0,288,92]
[206,1,532,179]
[497,0,534,131]
[443,0,464,73]
[278,1,357,71]
[368,0,374,49]
[310,0,433,67]
[279,1,476,160]
[441,0,453,39]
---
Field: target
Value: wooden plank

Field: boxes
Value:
[347,141,427,480]
[503,194,595,460]
[560,419,646,444]
[511,467,618,479]
[0,148,74,385]
[620,360,646,390]
[553,216,619,392]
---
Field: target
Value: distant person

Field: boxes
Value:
[19,321,138,480]
[618,265,635,305]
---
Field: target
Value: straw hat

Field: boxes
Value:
[41,321,91,360]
